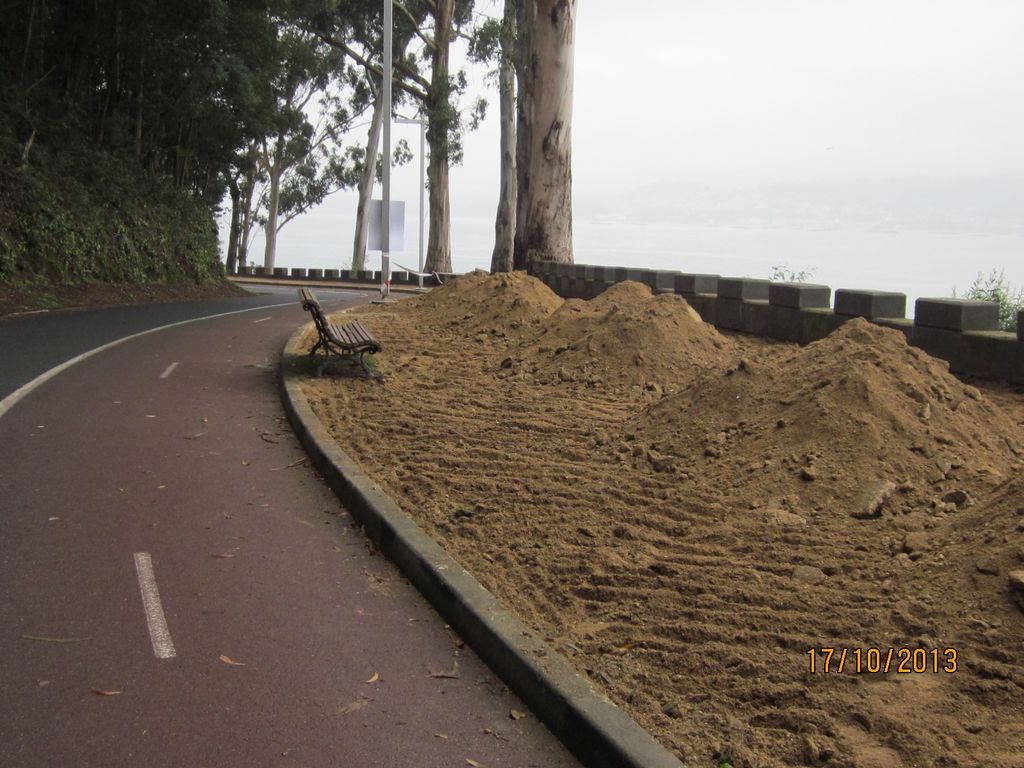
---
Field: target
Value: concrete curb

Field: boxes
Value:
[280,321,683,768]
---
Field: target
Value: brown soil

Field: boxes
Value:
[0,278,247,316]
[300,272,1024,768]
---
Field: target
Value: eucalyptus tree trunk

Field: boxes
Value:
[515,0,575,267]
[490,0,517,274]
[512,0,534,271]
[263,161,282,270]
[425,0,454,274]
[352,89,384,272]
[226,179,241,274]
[238,176,256,269]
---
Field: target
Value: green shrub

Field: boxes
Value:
[954,269,1023,332]
[769,264,817,283]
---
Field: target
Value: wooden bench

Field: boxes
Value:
[298,287,381,375]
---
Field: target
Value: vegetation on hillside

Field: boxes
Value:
[0,153,220,286]
[0,0,282,291]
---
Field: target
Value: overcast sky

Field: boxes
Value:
[263,0,1024,290]
[451,0,1024,195]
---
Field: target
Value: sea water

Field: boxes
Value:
[238,210,1024,316]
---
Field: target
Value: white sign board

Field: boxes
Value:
[368,200,406,252]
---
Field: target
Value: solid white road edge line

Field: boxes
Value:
[133,552,177,660]
[159,362,179,379]
[0,301,296,422]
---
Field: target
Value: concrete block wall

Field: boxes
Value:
[531,260,1022,384]
[231,265,453,287]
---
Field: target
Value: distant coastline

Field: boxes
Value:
[230,175,1024,316]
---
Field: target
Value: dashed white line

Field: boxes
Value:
[252,317,273,324]
[133,552,177,660]
[159,362,179,379]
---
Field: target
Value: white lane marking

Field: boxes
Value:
[0,301,296,422]
[133,552,177,659]
[252,317,272,324]
[159,362,179,379]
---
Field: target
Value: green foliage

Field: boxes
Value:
[1,0,290,197]
[468,18,504,63]
[953,269,1023,332]
[0,152,221,287]
[769,264,817,283]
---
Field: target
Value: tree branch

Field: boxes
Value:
[394,1,436,51]
[277,184,347,231]
[314,31,429,102]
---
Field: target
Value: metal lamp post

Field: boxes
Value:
[381,0,392,297]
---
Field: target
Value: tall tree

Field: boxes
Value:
[423,0,456,273]
[308,0,481,274]
[350,74,384,271]
[469,0,517,273]
[347,16,417,274]
[513,0,575,268]
[255,29,356,269]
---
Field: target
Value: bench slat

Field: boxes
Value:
[349,323,370,343]
[329,322,378,350]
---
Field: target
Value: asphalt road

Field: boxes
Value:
[0,285,578,767]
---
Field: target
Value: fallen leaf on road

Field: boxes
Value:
[365,672,380,684]
[336,700,368,715]
[184,432,207,440]
[21,634,88,643]
[212,553,235,559]
[428,660,459,679]
[510,710,527,720]
[91,689,122,696]
[466,760,488,768]
[435,733,448,740]
[219,655,246,666]
[145,415,156,419]
[241,460,251,466]
[259,433,279,444]
[271,458,308,471]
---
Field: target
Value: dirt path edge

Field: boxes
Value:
[280,320,683,768]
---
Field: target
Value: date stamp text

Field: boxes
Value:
[807,647,958,674]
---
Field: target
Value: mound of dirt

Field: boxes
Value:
[396,269,563,337]
[625,318,1023,510]
[514,281,735,390]
[304,295,1024,768]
